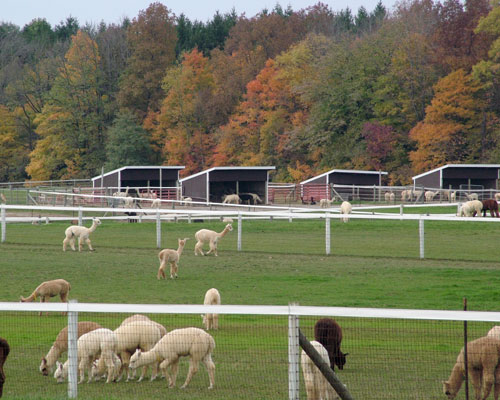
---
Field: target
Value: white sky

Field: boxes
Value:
[1,0,399,28]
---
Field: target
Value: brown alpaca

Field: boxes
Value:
[480,199,500,218]
[443,336,500,400]
[314,318,348,370]
[194,224,233,257]
[0,337,10,398]
[20,279,71,316]
[39,321,102,376]
[157,238,189,279]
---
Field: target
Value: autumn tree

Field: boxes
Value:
[0,106,28,181]
[409,69,487,173]
[117,2,177,119]
[26,30,108,180]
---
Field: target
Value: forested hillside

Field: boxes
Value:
[0,0,499,184]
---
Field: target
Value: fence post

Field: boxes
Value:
[237,212,242,252]
[156,210,161,249]
[78,207,82,226]
[1,204,5,243]
[67,300,78,399]
[325,212,331,255]
[288,208,292,223]
[288,303,300,400]
[419,218,425,259]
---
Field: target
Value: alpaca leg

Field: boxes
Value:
[180,359,199,389]
[202,354,215,390]
[157,263,166,280]
[60,293,68,316]
[150,362,159,381]
[137,365,147,382]
[41,296,49,316]
[469,369,482,400]
[78,237,83,252]
[213,314,218,330]
[70,237,76,251]
[482,370,495,400]
[63,237,69,251]
[85,238,94,251]
[195,241,204,256]
[170,261,178,279]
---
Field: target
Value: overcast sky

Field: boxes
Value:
[2,0,399,28]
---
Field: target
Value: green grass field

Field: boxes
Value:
[1,216,500,399]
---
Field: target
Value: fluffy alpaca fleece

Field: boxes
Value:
[202,288,221,330]
[222,194,240,204]
[459,200,483,217]
[340,201,352,223]
[301,341,338,400]
[40,321,102,376]
[93,321,162,382]
[63,218,101,251]
[443,336,500,400]
[157,238,189,279]
[54,328,120,384]
[120,314,167,337]
[194,224,233,257]
[0,337,10,398]
[129,327,215,389]
[425,191,439,202]
[314,318,347,371]
[320,199,334,208]
[20,279,71,316]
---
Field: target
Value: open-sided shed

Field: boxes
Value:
[180,166,275,203]
[412,164,500,190]
[91,166,185,194]
[300,169,387,201]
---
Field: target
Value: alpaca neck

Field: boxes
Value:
[218,227,230,238]
[177,243,185,256]
[447,363,464,395]
[45,345,62,368]
[89,222,98,233]
[136,349,158,368]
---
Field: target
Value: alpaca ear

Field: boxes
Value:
[344,353,349,357]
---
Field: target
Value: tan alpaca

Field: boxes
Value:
[194,224,233,256]
[20,279,71,316]
[63,218,101,252]
[202,288,221,330]
[443,336,500,400]
[157,238,189,279]
[40,321,102,375]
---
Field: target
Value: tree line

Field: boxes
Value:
[0,0,498,184]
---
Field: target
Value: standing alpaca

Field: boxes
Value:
[222,194,241,204]
[129,327,216,390]
[202,288,221,330]
[0,338,10,398]
[20,279,71,316]
[157,238,189,279]
[320,198,334,208]
[63,218,101,252]
[425,191,439,202]
[340,201,352,223]
[450,191,457,202]
[443,336,500,400]
[480,199,500,218]
[40,321,102,376]
[314,318,347,370]
[194,224,233,257]
[301,340,337,400]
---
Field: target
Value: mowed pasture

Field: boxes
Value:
[1,215,500,399]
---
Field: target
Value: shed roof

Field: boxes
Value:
[301,169,388,185]
[179,166,276,183]
[412,164,500,181]
[91,166,185,182]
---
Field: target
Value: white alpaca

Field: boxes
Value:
[0,193,6,204]
[120,314,167,337]
[181,196,193,206]
[301,341,337,400]
[384,192,391,203]
[466,193,479,201]
[92,321,162,382]
[123,196,135,208]
[40,321,102,376]
[157,238,189,279]
[320,199,334,208]
[459,200,482,217]
[389,192,395,202]
[129,327,215,390]
[495,193,500,202]
[450,191,457,202]
[487,326,500,339]
[194,224,233,256]
[150,198,161,208]
[222,217,233,223]
[63,218,101,252]
[340,201,352,223]
[112,186,129,198]
[202,288,221,330]
[425,191,439,202]
[222,194,240,204]
[54,328,120,384]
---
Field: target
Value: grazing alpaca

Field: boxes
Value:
[459,200,483,217]
[20,279,71,316]
[301,340,337,400]
[181,196,193,206]
[222,194,241,204]
[314,318,347,370]
[202,288,221,330]
[157,238,189,279]
[129,327,215,390]
[320,198,334,208]
[340,201,352,223]
[0,337,10,398]
[425,190,439,202]
[443,336,500,400]
[63,218,101,252]
[480,199,500,218]
[194,224,233,257]
[40,321,102,376]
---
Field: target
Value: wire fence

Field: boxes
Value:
[1,302,500,399]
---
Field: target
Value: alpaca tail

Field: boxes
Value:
[20,291,37,302]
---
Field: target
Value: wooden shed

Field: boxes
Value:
[300,169,387,201]
[179,166,275,204]
[91,166,185,198]
[412,164,500,190]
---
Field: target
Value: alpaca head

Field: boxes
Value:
[334,352,348,370]
[93,218,101,226]
[225,224,233,232]
[443,380,457,399]
[40,357,50,376]
[129,349,141,370]
[179,238,190,246]
[54,361,66,383]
